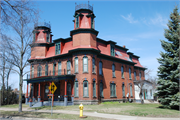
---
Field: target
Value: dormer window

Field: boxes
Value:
[55,42,60,55]
[76,16,79,28]
[129,55,132,61]
[111,45,115,56]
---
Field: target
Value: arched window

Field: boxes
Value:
[37,65,42,77]
[110,83,116,97]
[134,71,136,80]
[45,64,48,76]
[83,80,88,97]
[67,60,71,74]
[74,81,78,97]
[75,57,78,73]
[99,61,103,75]
[129,68,131,79]
[31,66,34,78]
[83,56,88,72]
[100,82,103,97]
[122,83,125,97]
[121,66,124,78]
[58,62,61,75]
[92,57,95,73]
[112,64,115,77]
[130,85,133,97]
[93,81,96,97]
[139,72,141,80]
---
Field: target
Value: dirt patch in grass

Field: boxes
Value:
[0,111,109,120]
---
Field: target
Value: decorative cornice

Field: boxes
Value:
[70,28,99,36]
[97,53,136,65]
[24,75,75,83]
[134,66,147,70]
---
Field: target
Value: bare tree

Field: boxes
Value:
[0,50,13,105]
[0,51,6,105]
[134,80,144,104]
[0,0,38,112]
[145,69,157,91]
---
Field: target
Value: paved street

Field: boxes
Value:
[0,108,179,120]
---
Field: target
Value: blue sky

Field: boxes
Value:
[8,0,180,90]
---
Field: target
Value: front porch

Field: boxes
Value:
[24,74,75,107]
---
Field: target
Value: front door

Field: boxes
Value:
[54,81,60,101]
[67,82,71,101]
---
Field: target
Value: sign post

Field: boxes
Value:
[48,82,57,116]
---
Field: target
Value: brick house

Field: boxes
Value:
[24,3,146,106]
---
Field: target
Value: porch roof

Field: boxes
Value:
[23,75,75,84]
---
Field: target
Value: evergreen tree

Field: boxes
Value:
[156,6,180,110]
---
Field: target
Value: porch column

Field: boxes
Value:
[64,80,67,106]
[25,83,29,104]
[71,81,74,105]
[38,82,41,102]
[32,83,35,102]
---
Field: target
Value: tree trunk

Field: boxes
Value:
[139,90,144,104]
[18,72,23,112]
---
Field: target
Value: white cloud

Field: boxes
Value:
[121,13,168,27]
[121,13,138,24]
[141,14,168,27]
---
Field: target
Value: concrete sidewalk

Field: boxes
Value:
[0,108,179,120]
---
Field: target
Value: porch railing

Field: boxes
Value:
[27,69,74,79]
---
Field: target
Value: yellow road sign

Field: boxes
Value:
[49,82,57,94]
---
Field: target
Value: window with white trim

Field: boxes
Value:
[37,65,42,77]
[110,83,116,97]
[130,85,133,97]
[75,57,78,73]
[121,66,124,78]
[74,81,78,97]
[134,71,136,80]
[58,62,61,75]
[93,81,96,97]
[122,83,125,97]
[92,57,95,73]
[100,82,103,97]
[99,61,103,75]
[83,56,88,73]
[112,64,115,77]
[83,80,88,97]
[45,64,48,76]
[129,68,132,79]
[55,43,60,55]
[31,66,34,78]
[67,60,71,74]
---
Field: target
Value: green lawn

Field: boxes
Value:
[1,102,180,118]
[0,111,107,120]
[31,102,180,118]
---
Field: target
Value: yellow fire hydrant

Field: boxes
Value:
[79,103,84,117]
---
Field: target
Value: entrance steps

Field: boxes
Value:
[32,102,42,108]
[144,100,152,103]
